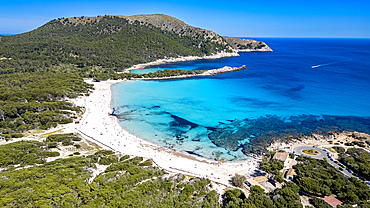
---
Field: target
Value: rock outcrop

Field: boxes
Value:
[223,36,273,52]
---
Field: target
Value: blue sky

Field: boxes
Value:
[1,0,369,38]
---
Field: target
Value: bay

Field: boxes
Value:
[111,38,370,161]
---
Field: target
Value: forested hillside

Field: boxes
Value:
[0,15,232,73]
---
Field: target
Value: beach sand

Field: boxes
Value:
[59,79,259,187]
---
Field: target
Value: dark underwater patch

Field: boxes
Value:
[208,114,370,156]
[170,114,199,129]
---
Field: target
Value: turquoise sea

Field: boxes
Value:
[111,38,370,161]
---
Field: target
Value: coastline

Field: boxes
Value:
[65,79,259,186]
[122,51,240,73]
[134,65,247,80]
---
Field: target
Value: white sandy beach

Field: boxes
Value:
[61,79,259,187]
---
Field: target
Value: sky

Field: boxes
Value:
[0,0,370,38]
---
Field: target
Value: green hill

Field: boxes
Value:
[0,14,270,73]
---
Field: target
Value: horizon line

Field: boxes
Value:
[1,33,369,39]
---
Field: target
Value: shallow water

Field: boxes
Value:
[111,38,370,161]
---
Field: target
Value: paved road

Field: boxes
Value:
[292,145,356,179]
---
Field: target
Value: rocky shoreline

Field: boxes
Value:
[205,114,370,157]
[267,130,370,153]
[237,48,273,52]
[135,65,247,80]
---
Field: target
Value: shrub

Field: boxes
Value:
[95,150,114,157]
[40,122,58,130]
[72,137,82,141]
[47,142,58,148]
[86,155,98,163]
[10,133,24,138]
[182,185,194,197]
[120,155,130,161]
[98,155,118,165]
[275,173,284,183]
[231,174,246,187]
[62,139,74,146]
[332,146,345,153]
[58,118,73,124]
[310,197,331,208]
[40,151,60,157]
[139,159,152,166]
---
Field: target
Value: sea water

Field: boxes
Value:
[111,38,370,161]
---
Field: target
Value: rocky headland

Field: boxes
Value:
[223,36,273,52]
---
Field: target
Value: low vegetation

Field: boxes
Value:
[332,146,346,153]
[310,197,332,208]
[224,182,302,208]
[338,148,370,180]
[0,141,219,207]
[231,174,246,187]
[0,72,92,137]
[0,140,60,168]
[261,152,284,183]
[294,156,370,204]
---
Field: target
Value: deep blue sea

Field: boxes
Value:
[111,38,370,161]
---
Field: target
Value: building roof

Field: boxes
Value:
[273,152,289,161]
[246,178,261,187]
[246,176,270,192]
[246,178,267,192]
[286,168,296,177]
[322,195,342,207]
[254,176,268,183]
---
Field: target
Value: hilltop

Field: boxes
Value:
[121,14,272,51]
